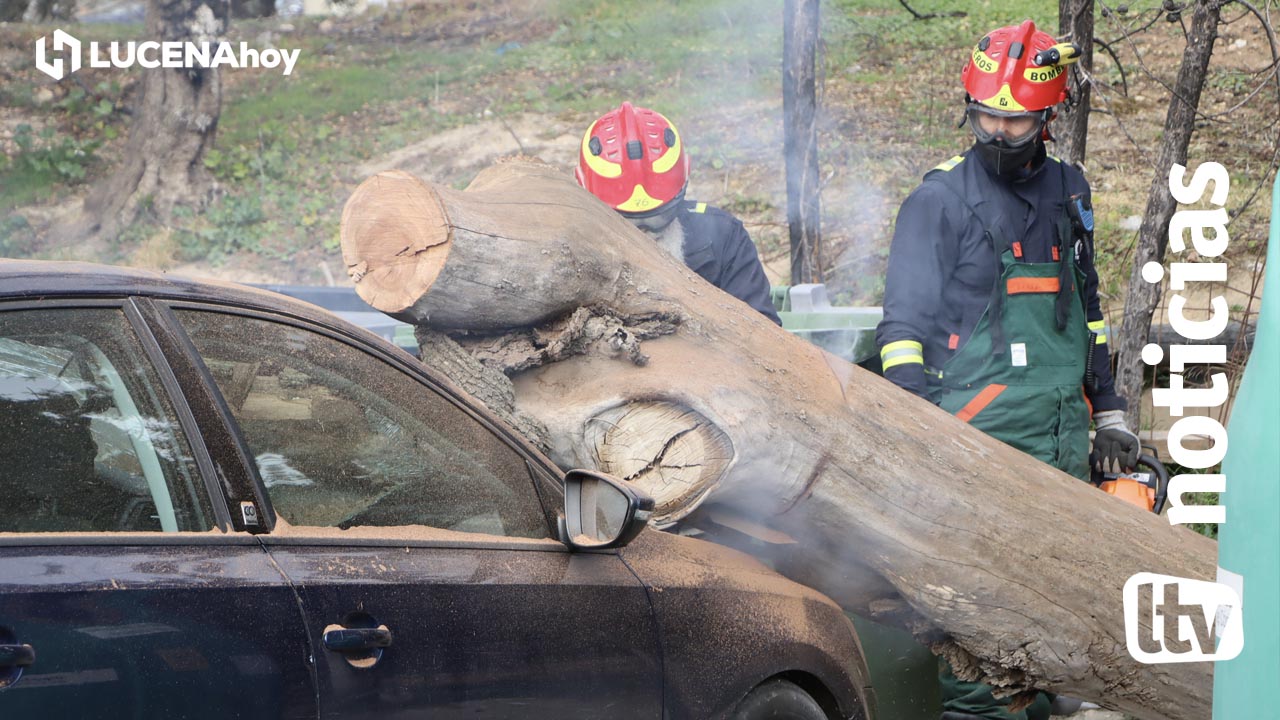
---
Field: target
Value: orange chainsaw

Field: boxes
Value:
[1090,451,1169,514]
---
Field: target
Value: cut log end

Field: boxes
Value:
[588,401,733,526]
[340,170,453,314]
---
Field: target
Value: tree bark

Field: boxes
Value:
[230,0,274,18]
[1056,0,1094,169]
[32,0,75,20]
[783,0,822,285]
[342,161,1217,720]
[1115,0,1224,430]
[0,0,28,21]
[78,0,226,240]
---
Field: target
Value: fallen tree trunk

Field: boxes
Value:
[341,161,1217,720]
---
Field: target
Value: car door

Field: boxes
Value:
[164,303,663,720]
[0,300,317,720]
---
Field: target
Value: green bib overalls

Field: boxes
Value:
[932,179,1092,720]
[930,234,1091,481]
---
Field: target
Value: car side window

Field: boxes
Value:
[0,308,214,533]
[174,310,550,539]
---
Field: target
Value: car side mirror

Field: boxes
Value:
[562,470,654,550]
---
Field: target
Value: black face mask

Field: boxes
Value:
[974,138,1044,181]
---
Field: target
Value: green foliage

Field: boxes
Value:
[173,193,268,262]
[0,214,35,257]
[723,195,775,216]
[1,73,126,214]
[1179,491,1221,541]
[55,82,123,132]
[203,121,298,184]
[1162,458,1222,541]
[11,123,100,182]
[0,160,58,215]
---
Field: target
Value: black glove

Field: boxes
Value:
[1091,410,1140,473]
[883,361,929,400]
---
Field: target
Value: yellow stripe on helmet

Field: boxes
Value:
[581,119,622,179]
[650,111,684,174]
[1024,63,1066,84]
[977,84,1027,113]
[971,47,998,74]
[616,183,666,213]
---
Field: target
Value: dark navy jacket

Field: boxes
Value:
[678,201,782,325]
[875,146,1124,412]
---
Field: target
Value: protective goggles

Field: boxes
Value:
[966,103,1048,147]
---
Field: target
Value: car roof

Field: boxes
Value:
[0,259,350,328]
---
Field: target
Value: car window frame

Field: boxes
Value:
[134,298,277,533]
[152,298,568,545]
[0,297,234,539]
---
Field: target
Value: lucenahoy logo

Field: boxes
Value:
[35,28,300,81]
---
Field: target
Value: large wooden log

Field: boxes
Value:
[341,160,1217,720]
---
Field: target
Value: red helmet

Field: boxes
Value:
[575,102,690,214]
[962,20,1077,113]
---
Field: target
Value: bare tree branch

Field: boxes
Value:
[1091,36,1130,96]
[896,0,964,20]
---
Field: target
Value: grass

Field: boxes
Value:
[0,0,1078,261]
[0,23,139,215]
[164,0,798,273]
[0,164,61,213]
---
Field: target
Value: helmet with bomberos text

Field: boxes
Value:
[960,20,1080,178]
[962,19,1075,113]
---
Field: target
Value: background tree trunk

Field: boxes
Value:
[1115,0,1224,430]
[78,0,227,240]
[783,0,822,285]
[230,0,274,19]
[1056,0,1094,169]
[0,0,29,22]
[341,162,1218,720]
[32,0,75,20]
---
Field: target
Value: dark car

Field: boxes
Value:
[0,260,875,720]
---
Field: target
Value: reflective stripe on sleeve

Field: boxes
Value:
[881,340,924,370]
[1088,320,1108,344]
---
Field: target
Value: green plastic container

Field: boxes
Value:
[848,615,940,720]
[1212,176,1280,716]
[772,284,884,365]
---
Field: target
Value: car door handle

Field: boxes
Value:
[323,626,392,652]
[0,644,35,667]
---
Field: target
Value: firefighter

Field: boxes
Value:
[873,20,1139,720]
[576,102,781,324]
